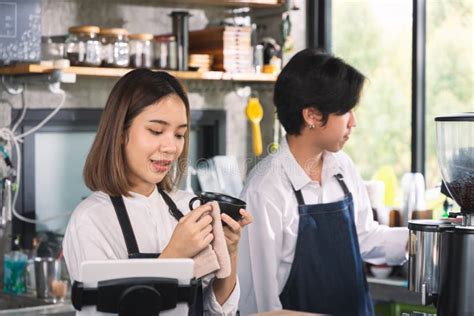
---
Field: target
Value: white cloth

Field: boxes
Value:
[237,138,408,315]
[63,187,239,315]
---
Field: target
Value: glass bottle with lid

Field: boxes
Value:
[99,28,130,68]
[154,35,177,70]
[41,35,66,61]
[129,33,154,68]
[65,25,101,66]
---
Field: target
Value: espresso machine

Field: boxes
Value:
[408,113,474,316]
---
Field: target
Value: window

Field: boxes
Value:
[14,109,101,244]
[332,0,413,190]
[34,131,95,233]
[425,0,473,189]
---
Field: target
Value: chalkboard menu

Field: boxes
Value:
[0,0,41,65]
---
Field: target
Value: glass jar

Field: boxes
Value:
[154,35,177,70]
[65,26,101,67]
[99,28,130,68]
[41,36,66,61]
[129,33,154,68]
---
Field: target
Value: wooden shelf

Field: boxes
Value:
[0,64,277,83]
[168,0,285,8]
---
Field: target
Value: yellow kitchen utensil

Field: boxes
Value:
[372,165,399,207]
[246,97,264,156]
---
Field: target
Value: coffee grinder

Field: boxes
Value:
[408,113,474,316]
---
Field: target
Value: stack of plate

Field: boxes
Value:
[189,26,253,73]
[188,54,213,72]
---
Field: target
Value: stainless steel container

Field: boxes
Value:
[438,226,474,316]
[408,219,452,304]
[34,257,58,301]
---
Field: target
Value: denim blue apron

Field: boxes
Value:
[279,174,374,316]
[110,186,203,316]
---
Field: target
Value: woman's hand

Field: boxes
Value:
[161,204,214,258]
[221,209,253,257]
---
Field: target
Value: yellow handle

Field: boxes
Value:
[245,97,264,157]
[251,121,263,156]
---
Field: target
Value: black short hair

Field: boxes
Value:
[274,48,366,135]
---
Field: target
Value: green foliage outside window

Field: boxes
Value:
[333,0,472,197]
[333,0,412,196]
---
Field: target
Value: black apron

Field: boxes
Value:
[279,174,374,316]
[110,186,203,316]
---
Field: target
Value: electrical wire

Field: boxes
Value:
[11,85,27,133]
[0,97,14,129]
[16,89,66,138]
[0,87,73,224]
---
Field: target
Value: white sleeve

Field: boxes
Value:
[352,166,409,265]
[62,214,115,281]
[202,275,240,315]
[238,190,284,314]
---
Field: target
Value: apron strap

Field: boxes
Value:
[157,187,185,221]
[111,186,185,257]
[334,173,350,195]
[110,195,140,255]
[292,186,306,205]
[292,173,351,205]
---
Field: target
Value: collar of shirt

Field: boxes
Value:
[126,186,161,206]
[276,137,343,192]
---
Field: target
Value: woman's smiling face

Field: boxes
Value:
[124,94,188,196]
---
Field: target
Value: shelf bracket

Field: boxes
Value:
[1,70,76,95]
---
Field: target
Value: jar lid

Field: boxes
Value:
[69,25,100,34]
[99,28,129,36]
[434,112,474,122]
[408,219,453,232]
[454,226,474,234]
[129,33,154,41]
[154,34,176,42]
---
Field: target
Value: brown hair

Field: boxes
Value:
[83,69,190,196]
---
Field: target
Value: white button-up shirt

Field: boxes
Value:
[63,187,239,315]
[237,137,408,315]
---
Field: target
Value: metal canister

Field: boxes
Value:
[170,11,190,71]
[408,219,453,304]
[438,226,474,316]
[34,257,57,301]
[253,44,264,73]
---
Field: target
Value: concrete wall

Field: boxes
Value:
[0,0,306,177]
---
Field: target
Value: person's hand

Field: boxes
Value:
[221,209,253,257]
[161,204,214,258]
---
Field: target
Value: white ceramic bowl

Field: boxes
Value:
[370,266,393,279]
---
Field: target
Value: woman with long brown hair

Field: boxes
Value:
[63,69,252,315]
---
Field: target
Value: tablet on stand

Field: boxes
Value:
[77,259,194,316]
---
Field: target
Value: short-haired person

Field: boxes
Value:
[238,49,408,315]
[63,69,252,315]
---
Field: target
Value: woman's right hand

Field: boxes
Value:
[161,203,214,258]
